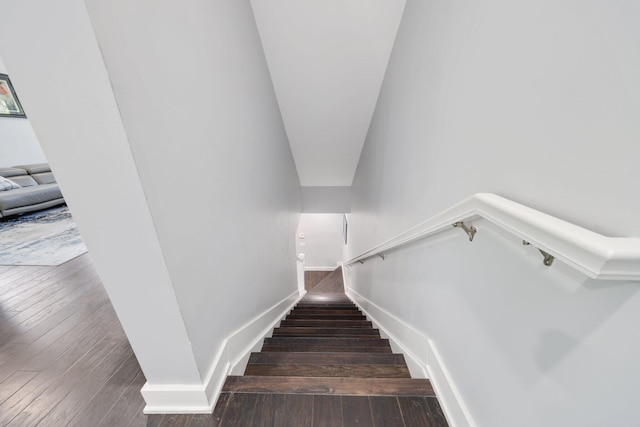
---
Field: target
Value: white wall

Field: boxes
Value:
[0,0,202,387]
[85,0,301,379]
[0,55,47,167]
[0,0,300,410]
[348,1,640,426]
[297,214,344,269]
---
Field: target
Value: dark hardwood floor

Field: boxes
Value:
[0,253,162,426]
[1,257,448,426]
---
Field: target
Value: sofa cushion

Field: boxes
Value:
[0,167,27,178]
[0,184,63,211]
[8,175,38,187]
[32,172,56,185]
[0,176,21,191]
[15,163,51,174]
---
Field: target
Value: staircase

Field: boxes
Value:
[212,282,449,426]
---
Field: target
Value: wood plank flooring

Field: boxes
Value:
[0,253,154,426]
[304,268,345,294]
[1,256,450,426]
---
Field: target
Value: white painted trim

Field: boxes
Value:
[346,288,476,427]
[304,265,338,271]
[426,339,477,427]
[346,288,428,379]
[338,261,347,288]
[142,289,301,414]
[296,258,306,294]
[346,193,640,281]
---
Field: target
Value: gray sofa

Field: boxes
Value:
[0,163,64,218]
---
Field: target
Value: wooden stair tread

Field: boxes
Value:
[262,345,392,353]
[286,314,367,320]
[295,303,356,308]
[248,352,407,365]
[223,376,434,396]
[244,363,411,378]
[280,319,372,328]
[297,300,355,305]
[289,309,362,315]
[293,306,359,310]
[265,337,389,346]
[272,327,380,337]
[299,299,353,305]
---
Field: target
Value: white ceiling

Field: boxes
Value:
[250,0,406,186]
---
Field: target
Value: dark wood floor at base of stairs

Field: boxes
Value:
[209,393,447,427]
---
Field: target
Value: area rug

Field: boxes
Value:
[0,205,88,266]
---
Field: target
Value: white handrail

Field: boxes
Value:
[345,193,640,281]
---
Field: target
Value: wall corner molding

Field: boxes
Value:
[142,289,301,414]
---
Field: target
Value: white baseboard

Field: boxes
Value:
[345,287,476,427]
[345,288,429,379]
[426,338,477,427]
[142,289,301,414]
[141,383,217,414]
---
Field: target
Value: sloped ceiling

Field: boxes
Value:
[250,0,406,186]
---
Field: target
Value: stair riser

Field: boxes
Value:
[272,333,380,338]
[265,337,389,345]
[261,346,392,353]
[286,315,367,320]
[248,352,407,365]
[273,328,380,337]
[290,309,363,315]
[280,320,372,328]
[296,303,356,308]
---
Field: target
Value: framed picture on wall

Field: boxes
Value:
[0,74,27,118]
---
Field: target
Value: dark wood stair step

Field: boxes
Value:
[264,337,389,347]
[296,302,356,307]
[222,376,435,397]
[294,304,359,310]
[262,345,392,353]
[280,319,372,328]
[244,363,411,378]
[290,309,362,315]
[248,352,407,365]
[286,314,366,320]
[272,327,380,337]
[294,305,359,310]
[262,337,391,353]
